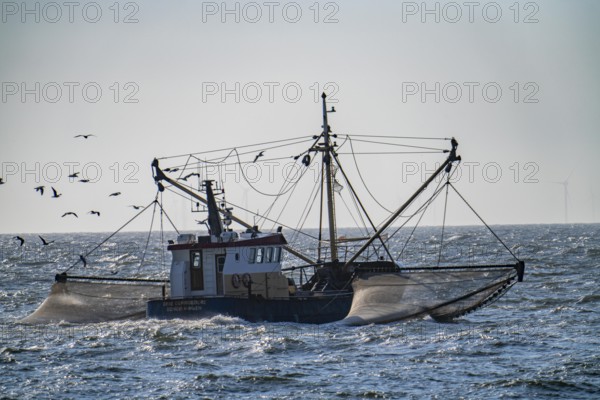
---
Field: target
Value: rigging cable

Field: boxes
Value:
[448,183,520,262]
[344,137,448,152]
[347,136,393,213]
[155,200,180,235]
[136,200,158,276]
[63,197,158,273]
[160,191,166,275]
[339,134,452,141]
[437,179,451,266]
[207,138,313,163]
[337,192,365,236]
[259,157,313,229]
[224,197,320,241]
[290,164,324,244]
[396,182,446,261]
[233,148,311,197]
[338,151,445,155]
[343,185,370,237]
[394,169,455,260]
[332,151,395,262]
[160,138,314,175]
[161,181,318,242]
[257,135,325,228]
[157,135,311,160]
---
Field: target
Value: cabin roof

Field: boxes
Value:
[168,233,287,251]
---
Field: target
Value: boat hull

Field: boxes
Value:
[147,294,353,324]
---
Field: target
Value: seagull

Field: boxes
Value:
[39,235,54,246]
[68,172,79,178]
[79,255,87,267]
[62,212,78,218]
[130,205,143,210]
[109,192,121,197]
[179,172,200,181]
[35,186,45,195]
[89,210,101,216]
[74,134,95,139]
[79,179,90,183]
[51,187,62,198]
[253,151,264,163]
[14,236,25,246]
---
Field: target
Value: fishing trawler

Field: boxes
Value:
[23,93,524,325]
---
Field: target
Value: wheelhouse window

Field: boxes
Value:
[274,247,282,262]
[265,247,273,263]
[246,247,281,263]
[256,247,264,263]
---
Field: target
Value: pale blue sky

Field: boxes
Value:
[1,0,599,233]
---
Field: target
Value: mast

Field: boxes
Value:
[317,162,325,262]
[321,92,338,262]
[204,180,223,236]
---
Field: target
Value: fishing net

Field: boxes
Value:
[342,266,517,325]
[20,280,166,324]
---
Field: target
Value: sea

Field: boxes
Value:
[1,224,599,399]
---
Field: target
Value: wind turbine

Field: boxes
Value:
[553,171,573,224]
[591,186,596,222]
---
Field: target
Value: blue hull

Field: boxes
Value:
[147,294,353,324]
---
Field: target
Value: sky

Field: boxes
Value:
[1,0,599,234]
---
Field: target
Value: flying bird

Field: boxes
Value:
[109,192,121,197]
[89,210,101,216]
[39,235,54,246]
[14,236,25,246]
[79,179,90,183]
[163,167,179,173]
[179,172,200,181]
[253,151,264,163]
[34,186,45,195]
[68,172,80,178]
[51,187,62,198]
[79,255,87,267]
[62,212,78,218]
[130,205,143,210]
[74,134,95,139]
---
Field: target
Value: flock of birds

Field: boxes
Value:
[4,134,144,248]
[1,134,264,249]
[12,235,54,247]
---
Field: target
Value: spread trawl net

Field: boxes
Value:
[20,281,165,324]
[342,266,517,325]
